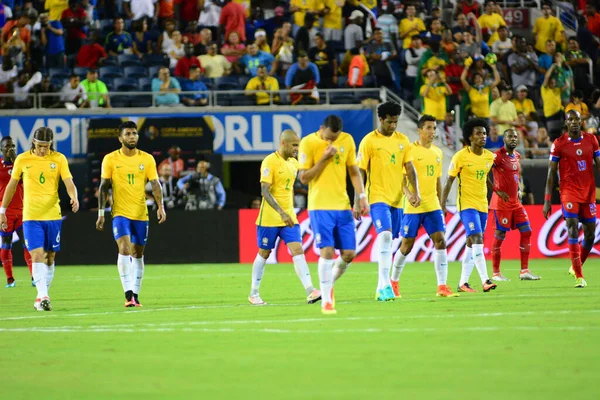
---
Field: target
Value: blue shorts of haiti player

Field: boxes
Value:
[309,210,357,249]
[459,209,488,237]
[112,216,149,246]
[23,220,62,251]
[370,203,403,238]
[402,210,446,238]
[256,225,302,249]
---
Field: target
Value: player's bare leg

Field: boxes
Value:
[376,230,395,301]
[30,247,52,311]
[469,234,497,292]
[287,242,321,304]
[518,225,539,280]
[16,228,34,286]
[131,244,145,306]
[332,250,354,283]
[1,234,15,288]
[491,230,510,281]
[458,236,477,292]
[249,248,270,306]
[116,236,136,307]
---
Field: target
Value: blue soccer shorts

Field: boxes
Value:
[256,224,302,250]
[112,216,149,246]
[402,210,446,239]
[309,210,356,250]
[23,220,62,252]
[370,202,403,238]
[459,209,488,237]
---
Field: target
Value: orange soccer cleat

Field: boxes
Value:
[458,283,478,293]
[482,279,498,292]
[391,280,401,298]
[321,302,337,315]
[436,285,460,297]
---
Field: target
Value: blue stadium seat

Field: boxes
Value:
[100,19,114,34]
[355,89,380,101]
[337,75,348,87]
[49,68,70,81]
[113,77,139,91]
[101,57,119,66]
[215,76,239,90]
[148,65,162,78]
[238,75,250,88]
[138,77,152,91]
[215,93,231,106]
[99,66,123,79]
[73,67,88,79]
[118,54,143,67]
[363,75,376,88]
[143,54,169,67]
[330,92,357,104]
[200,77,214,89]
[110,95,130,108]
[124,66,149,79]
[136,95,153,107]
[177,77,191,88]
[327,40,345,54]
[102,77,115,90]
[230,95,255,106]
[51,77,67,88]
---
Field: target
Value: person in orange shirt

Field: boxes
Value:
[348,48,366,87]
[158,146,185,178]
[565,90,590,118]
[585,3,600,37]
[1,13,33,57]
[158,0,175,27]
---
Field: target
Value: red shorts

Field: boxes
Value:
[0,211,23,236]
[492,207,530,232]
[561,202,597,223]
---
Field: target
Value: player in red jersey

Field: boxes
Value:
[0,137,33,288]
[489,129,540,281]
[543,110,600,288]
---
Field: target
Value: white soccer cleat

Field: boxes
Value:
[492,273,511,282]
[33,298,42,311]
[519,270,541,280]
[306,289,322,304]
[248,295,267,306]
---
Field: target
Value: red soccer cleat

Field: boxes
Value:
[391,280,401,298]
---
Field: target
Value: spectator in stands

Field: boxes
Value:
[585,3,600,37]
[147,163,183,210]
[441,28,458,56]
[538,40,556,82]
[180,65,208,106]
[308,33,337,88]
[490,84,517,137]
[399,4,425,50]
[245,64,280,105]
[45,0,68,21]
[194,27,212,55]
[152,66,181,106]
[531,126,552,158]
[478,0,506,46]
[60,73,88,108]
[551,52,574,105]
[565,37,592,94]
[366,27,395,88]
[158,145,184,178]
[197,0,221,39]
[249,197,261,209]
[420,69,451,122]
[454,0,482,21]
[491,26,511,57]
[0,56,16,98]
[61,0,87,55]
[377,4,398,49]
[124,0,158,22]
[458,27,481,58]
[438,111,457,149]
[254,29,270,53]
[40,12,65,68]
[12,70,41,108]
[345,47,365,88]
[286,51,320,105]
[272,24,294,76]
[158,18,176,54]
[218,0,246,44]
[0,1,12,30]
[105,17,133,57]
[461,60,500,119]
[444,51,464,110]
[174,0,199,29]
[175,42,201,77]
[344,10,364,51]
[80,68,110,108]
[542,63,567,140]
[240,43,276,77]
[290,0,319,37]
[424,18,443,43]
[565,90,589,118]
[295,11,316,56]
[167,29,185,68]
[508,37,540,92]
[1,12,32,60]
[132,17,154,59]
[452,13,470,43]
[404,35,425,101]
[245,6,265,42]
[512,85,538,133]
[263,5,285,38]
[183,20,201,45]
[293,176,307,208]
[198,41,231,78]
[514,112,532,146]
[158,0,175,27]
[533,2,565,54]
[177,160,226,210]
[322,0,343,42]
[76,31,107,68]
[33,75,59,108]
[485,124,502,149]
[221,31,245,66]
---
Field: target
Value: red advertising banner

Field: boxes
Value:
[239,206,599,263]
[502,9,530,29]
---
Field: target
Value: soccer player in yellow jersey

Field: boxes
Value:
[299,115,369,314]
[441,118,497,293]
[390,115,459,298]
[0,127,79,311]
[249,130,321,306]
[96,121,166,307]
[358,101,420,301]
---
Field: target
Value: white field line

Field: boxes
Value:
[1,310,599,332]
[1,292,599,322]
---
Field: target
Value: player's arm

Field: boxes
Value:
[0,178,19,232]
[440,175,456,215]
[63,178,79,213]
[149,179,166,223]
[261,182,294,227]
[348,164,369,220]
[298,144,336,184]
[404,161,420,207]
[542,160,558,219]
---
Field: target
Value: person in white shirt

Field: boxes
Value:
[344,10,364,51]
[123,0,157,22]
[404,35,426,98]
[0,3,13,29]
[491,26,512,57]
[166,30,185,68]
[198,0,221,33]
[13,71,42,106]
[60,73,88,108]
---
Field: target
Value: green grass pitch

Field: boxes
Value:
[0,260,598,399]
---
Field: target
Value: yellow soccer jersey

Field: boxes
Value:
[256,152,299,227]
[11,151,72,221]
[299,131,357,211]
[404,142,443,214]
[101,149,158,221]
[448,147,494,212]
[358,130,412,208]
[478,13,506,45]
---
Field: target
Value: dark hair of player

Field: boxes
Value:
[31,127,55,151]
[418,114,436,129]
[1,136,12,145]
[118,121,138,136]
[322,115,343,133]
[377,101,401,120]
[462,118,488,146]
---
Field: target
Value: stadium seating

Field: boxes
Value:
[118,54,143,67]
[99,66,123,80]
[113,77,139,91]
[215,76,240,90]
[124,66,149,79]
[138,77,152,91]
[73,67,88,79]
[148,65,162,78]
[49,68,70,81]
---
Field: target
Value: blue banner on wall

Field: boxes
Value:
[0,109,374,157]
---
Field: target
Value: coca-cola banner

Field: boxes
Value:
[238,206,600,263]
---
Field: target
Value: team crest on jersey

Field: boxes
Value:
[576,149,583,156]
[403,225,409,234]
[316,233,321,244]
[512,164,517,170]
[113,227,118,235]
[262,237,269,246]
[502,218,508,225]
[493,153,498,160]
[468,222,475,231]
[376,219,382,229]
[262,167,270,177]
[566,202,573,210]
[50,163,56,169]
[139,164,145,171]
[7,169,11,175]
[486,163,491,169]
[340,147,344,153]
[436,157,441,164]
[399,144,404,151]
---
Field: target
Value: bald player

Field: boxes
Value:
[249,130,321,305]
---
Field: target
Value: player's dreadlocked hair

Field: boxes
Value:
[118,121,138,136]
[377,101,402,120]
[31,127,55,151]
[462,118,488,146]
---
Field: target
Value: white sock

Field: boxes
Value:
[46,263,55,290]
[377,231,393,291]
[472,243,489,283]
[459,246,474,286]
[250,254,267,296]
[292,254,315,295]
[117,254,133,293]
[434,249,448,286]
[332,257,349,282]
[318,257,334,304]
[132,257,144,294]
[391,250,407,281]
[32,262,48,299]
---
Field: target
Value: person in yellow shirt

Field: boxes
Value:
[249,130,321,306]
[45,0,68,21]
[533,2,566,53]
[245,65,280,105]
[565,90,589,118]
[441,118,497,293]
[420,69,452,121]
[477,1,506,46]
[322,0,344,41]
[461,61,501,119]
[490,85,518,136]
[399,4,426,49]
[358,101,419,301]
[0,127,79,311]
[298,115,368,314]
[391,115,459,298]
[542,62,568,140]
[290,0,322,34]
[96,121,166,308]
